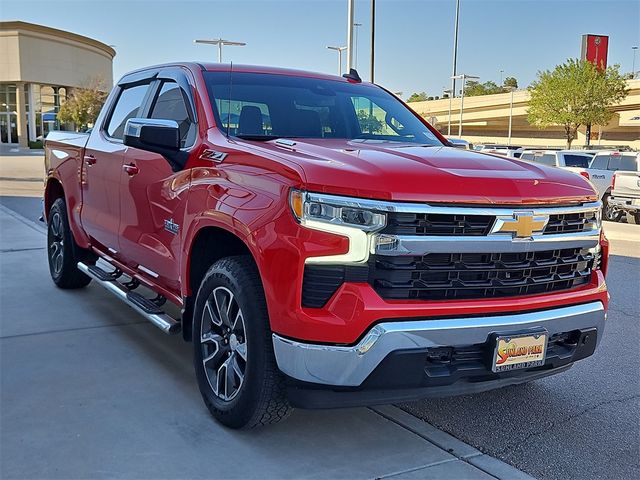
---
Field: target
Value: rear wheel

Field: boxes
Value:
[47,198,93,289]
[626,211,640,225]
[193,256,292,429]
[602,194,622,222]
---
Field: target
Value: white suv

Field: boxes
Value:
[519,150,592,169]
[588,151,640,221]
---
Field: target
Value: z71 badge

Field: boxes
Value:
[164,218,180,235]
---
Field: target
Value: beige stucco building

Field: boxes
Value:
[0,21,115,146]
[408,79,640,149]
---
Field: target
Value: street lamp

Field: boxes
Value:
[444,88,453,136]
[499,69,504,86]
[194,38,246,62]
[370,0,376,82]
[353,23,362,68]
[346,0,355,71]
[451,73,479,138]
[633,46,638,79]
[327,46,347,75]
[504,85,516,146]
[449,0,461,112]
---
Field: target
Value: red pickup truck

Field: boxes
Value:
[44,63,609,429]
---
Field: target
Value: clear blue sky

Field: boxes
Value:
[2,0,639,98]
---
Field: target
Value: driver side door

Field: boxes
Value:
[118,76,197,294]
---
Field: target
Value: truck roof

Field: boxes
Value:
[119,62,360,85]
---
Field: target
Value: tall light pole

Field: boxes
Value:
[370,0,376,82]
[445,88,453,136]
[194,38,246,62]
[449,0,461,109]
[346,0,355,71]
[353,23,362,68]
[327,46,347,75]
[452,73,479,138]
[499,69,504,86]
[633,46,638,79]
[505,86,516,145]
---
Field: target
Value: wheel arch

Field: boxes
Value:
[44,177,65,220]
[181,224,261,342]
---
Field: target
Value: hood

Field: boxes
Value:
[247,139,598,205]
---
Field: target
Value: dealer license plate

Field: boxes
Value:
[492,332,548,373]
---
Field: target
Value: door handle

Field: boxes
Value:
[123,163,140,176]
[84,155,97,166]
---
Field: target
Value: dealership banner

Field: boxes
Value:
[581,34,609,70]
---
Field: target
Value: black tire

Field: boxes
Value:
[47,198,93,289]
[193,255,292,429]
[626,211,640,225]
[602,194,622,222]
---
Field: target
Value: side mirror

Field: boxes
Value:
[123,118,185,170]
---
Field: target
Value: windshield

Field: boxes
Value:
[204,72,443,145]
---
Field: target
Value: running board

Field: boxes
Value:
[77,262,181,335]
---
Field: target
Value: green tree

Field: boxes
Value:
[527,59,628,148]
[406,91,429,102]
[57,77,109,131]
[465,80,505,96]
[503,76,518,88]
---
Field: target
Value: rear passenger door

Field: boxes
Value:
[118,72,197,294]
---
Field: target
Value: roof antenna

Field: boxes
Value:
[342,68,362,83]
[226,61,233,139]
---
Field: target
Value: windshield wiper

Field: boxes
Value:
[235,134,281,141]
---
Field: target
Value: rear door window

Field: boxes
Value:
[106,84,150,139]
[563,154,590,168]
[533,153,557,166]
[590,154,609,169]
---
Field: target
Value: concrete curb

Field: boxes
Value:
[370,405,536,480]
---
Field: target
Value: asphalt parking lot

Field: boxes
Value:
[1,194,638,480]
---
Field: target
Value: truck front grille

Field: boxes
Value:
[371,248,594,301]
[382,212,495,236]
[544,211,599,235]
[381,210,599,237]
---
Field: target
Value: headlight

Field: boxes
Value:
[290,190,386,232]
[289,190,386,264]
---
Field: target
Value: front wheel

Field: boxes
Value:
[47,198,93,289]
[602,194,622,222]
[193,256,292,429]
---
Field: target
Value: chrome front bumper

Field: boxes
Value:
[272,301,606,387]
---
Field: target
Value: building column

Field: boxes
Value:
[15,82,28,147]
[27,83,36,142]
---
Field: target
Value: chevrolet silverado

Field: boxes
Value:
[44,63,609,429]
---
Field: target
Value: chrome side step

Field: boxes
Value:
[78,262,181,335]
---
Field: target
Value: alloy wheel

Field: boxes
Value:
[200,286,248,401]
[48,212,64,276]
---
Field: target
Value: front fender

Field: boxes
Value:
[180,165,295,297]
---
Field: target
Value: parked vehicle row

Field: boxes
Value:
[477,145,639,223]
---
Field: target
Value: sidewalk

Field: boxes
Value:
[0,205,534,480]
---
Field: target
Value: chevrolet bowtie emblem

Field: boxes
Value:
[494,212,548,239]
